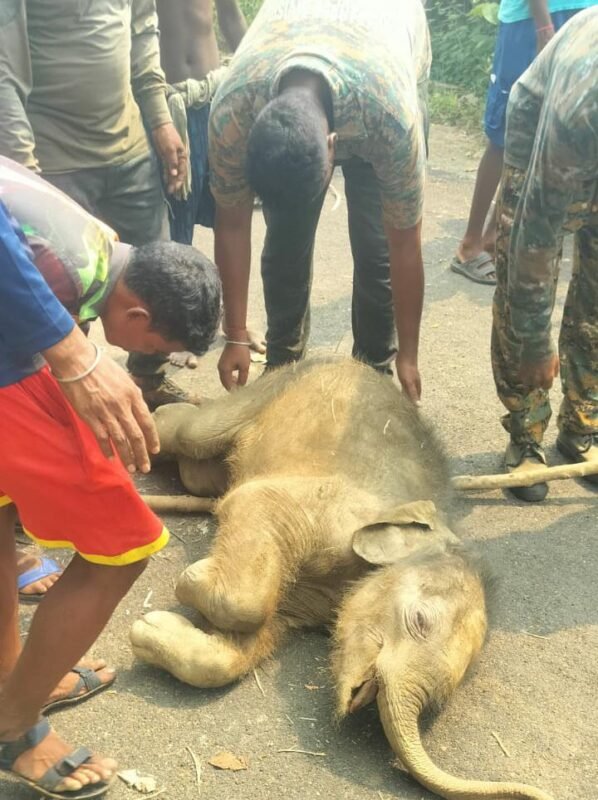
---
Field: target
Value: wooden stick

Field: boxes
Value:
[142,495,216,514]
[452,459,598,491]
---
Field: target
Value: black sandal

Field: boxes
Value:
[43,666,115,714]
[0,717,112,799]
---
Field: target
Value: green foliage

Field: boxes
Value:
[237,0,263,24]
[426,0,497,96]
[428,84,485,133]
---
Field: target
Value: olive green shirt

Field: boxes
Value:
[504,6,598,360]
[0,0,171,173]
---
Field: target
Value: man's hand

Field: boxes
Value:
[152,122,187,194]
[218,341,251,390]
[536,23,555,53]
[43,327,159,473]
[518,354,560,390]
[396,351,421,404]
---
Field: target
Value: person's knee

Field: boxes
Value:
[71,554,149,591]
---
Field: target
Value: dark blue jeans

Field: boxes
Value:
[261,158,396,371]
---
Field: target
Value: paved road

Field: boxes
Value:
[8,125,597,800]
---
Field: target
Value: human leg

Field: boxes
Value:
[342,158,396,371]
[0,369,168,792]
[454,141,503,269]
[0,505,20,683]
[261,190,326,366]
[556,223,598,481]
[454,19,538,283]
[491,166,558,501]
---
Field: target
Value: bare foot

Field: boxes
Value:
[17,547,62,597]
[45,658,115,707]
[4,725,116,793]
[169,351,198,369]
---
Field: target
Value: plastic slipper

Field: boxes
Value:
[18,556,62,603]
[0,717,113,799]
[43,666,116,715]
[450,252,496,285]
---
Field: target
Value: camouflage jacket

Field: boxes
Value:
[504,6,598,361]
[208,0,430,230]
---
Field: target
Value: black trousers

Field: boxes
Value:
[261,158,396,371]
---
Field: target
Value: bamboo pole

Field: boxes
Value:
[452,459,598,491]
[141,460,598,509]
[142,494,216,514]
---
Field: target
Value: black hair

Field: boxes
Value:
[246,90,330,209]
[124,241,221,355]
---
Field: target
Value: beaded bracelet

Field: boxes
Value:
[52,341,103,383]
[536,23,554,33]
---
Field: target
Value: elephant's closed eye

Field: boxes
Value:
[404,604,435,640]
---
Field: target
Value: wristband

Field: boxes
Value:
[536,24,554,33]
[52,341,102,383]
[225,339,252,347]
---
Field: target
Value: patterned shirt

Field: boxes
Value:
[209,0,430,230]
[504,6,598,360]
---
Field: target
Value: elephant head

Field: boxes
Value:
[331,501,554,800]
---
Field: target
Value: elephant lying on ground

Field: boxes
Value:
[131,359,553,800]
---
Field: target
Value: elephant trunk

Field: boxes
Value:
[376,656,554,800]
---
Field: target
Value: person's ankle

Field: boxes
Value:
[0,696,40,740]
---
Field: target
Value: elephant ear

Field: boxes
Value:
[352,500,440,566]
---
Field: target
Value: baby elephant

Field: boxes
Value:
[131,359,552,800]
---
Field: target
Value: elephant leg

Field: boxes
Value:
[130,610,281,687]
[178,455,230,497]
[175,545,284,633]
[154,366,303,462]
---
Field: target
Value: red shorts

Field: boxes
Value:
[0,368,168,565]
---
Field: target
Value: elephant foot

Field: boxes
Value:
[130,610,242,687]
[131,610,282,688]
[175,556,279,633]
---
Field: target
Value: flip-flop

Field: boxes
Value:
[0,717,113,799]
[17,556,63,603]
[450,252,496,285]
[43,666,116,715]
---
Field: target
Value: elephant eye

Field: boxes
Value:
[404,604,433,640]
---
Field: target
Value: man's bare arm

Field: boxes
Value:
[529,0,555,51]
[385,221,424,403]
[215,0,247,53]
[214,202,254,389]
[43,326,159,473]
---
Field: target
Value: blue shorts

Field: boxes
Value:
[168,104,215,245]
[484,10,579,148]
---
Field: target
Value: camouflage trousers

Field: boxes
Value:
[491,165,598,444]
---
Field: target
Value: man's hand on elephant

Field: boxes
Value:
[518,354,559,390]
[151,122,187,195]
[218,341,252,390]
[43,327,159,473]
[396,351,421,404]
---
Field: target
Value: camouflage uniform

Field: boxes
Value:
[208,0,430,368]
[492,7,598,445]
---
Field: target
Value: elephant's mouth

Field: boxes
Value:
[349,676,379,713]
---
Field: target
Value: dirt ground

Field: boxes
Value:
[8,125,597,800]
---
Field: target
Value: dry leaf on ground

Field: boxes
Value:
[117,769,158,793]
[208,751,249,771]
